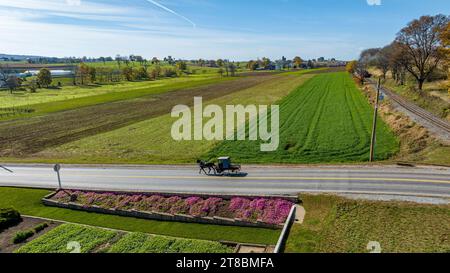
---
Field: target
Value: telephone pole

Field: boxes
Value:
[369,78,381,162]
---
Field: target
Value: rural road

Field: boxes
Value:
[0,164,449,198]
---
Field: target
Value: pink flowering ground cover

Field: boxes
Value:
[51,190,294,225]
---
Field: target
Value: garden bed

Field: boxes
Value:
[43,190,295,229]
[16,224,235,253]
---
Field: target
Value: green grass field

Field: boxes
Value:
[34,71,316,164]
[285,195,450,253]
[16,224,234,253]
[0,187,279,244]
[207,72,399,163]
[0,74,228,116]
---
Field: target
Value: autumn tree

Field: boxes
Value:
[395,14,449,90]
[5,75,21,94]
[28,79,38,93]
[176,61,187,72]
[88,66,97,82]
[122,67,134,81]
[374,46,391,80]
[346,60,357,74]
[247,60,258,71]
[293,56,303,68]
[439,22,450,93]
[37,68,52,88]
[261,57,271,69]
[77,63,90,85]
[135,67,149,80]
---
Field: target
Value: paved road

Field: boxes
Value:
[0,165,449,198]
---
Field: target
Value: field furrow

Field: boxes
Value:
[207,72,399,163]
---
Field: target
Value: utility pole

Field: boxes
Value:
[370,78,381,162]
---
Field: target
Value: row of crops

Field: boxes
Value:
[0,107,34,118]
[16,224,234,253]
[207,72,399,163]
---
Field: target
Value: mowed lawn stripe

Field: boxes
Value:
[207,72,399,163]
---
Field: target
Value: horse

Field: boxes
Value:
[197,160,217,175]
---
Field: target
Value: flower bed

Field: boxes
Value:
[44,190,294,229]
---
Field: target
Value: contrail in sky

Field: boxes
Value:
[145,0,196,28]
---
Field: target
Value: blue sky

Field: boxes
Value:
[0,0,448,60]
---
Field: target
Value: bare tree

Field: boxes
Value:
[395,14,449,90]
[5,75,21,94]
[374,46,391,80]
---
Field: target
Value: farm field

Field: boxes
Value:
[0,74,228,114]
[16,224,233,253]
[285,194,450,253]
[0,187,279,244]
[0,70,399,164]
[28,71,316,164]
[207,72,399,163]
[0,73,279,157]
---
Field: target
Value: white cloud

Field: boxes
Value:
[144,0,196,28]
[0,1,360,60]
[367,0,382,6]
[66,0,81,6]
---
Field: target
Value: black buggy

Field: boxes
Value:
[197,157,242,176]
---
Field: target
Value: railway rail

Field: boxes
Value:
[368,79,450,135]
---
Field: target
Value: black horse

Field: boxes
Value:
[197,160,216,175]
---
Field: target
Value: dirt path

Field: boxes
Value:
[0,74,280,157]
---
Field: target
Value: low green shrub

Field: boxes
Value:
[108,232,233,253]
[0,208,22,230]
[16,224,117,253]
[13,230,34,244]
[33,223,49,233]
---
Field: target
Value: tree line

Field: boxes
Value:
[347,14,449,91]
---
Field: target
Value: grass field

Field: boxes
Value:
[207,72,399,163]
[0,70,400,164]
[0,74,227,112]
[285,195,450,253]
[30,71,316,163]
[0,187,279,244]
[0,74,276,157]
[16,224,234,253]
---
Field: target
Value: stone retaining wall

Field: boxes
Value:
[42,192,286,229]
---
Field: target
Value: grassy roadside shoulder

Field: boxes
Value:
[0,187,280,245]
[361,79,450,166]
[285,194,450,253]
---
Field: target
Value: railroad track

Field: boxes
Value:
[368,79,450,135]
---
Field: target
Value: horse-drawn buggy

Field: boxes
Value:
[197,157,242,176]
